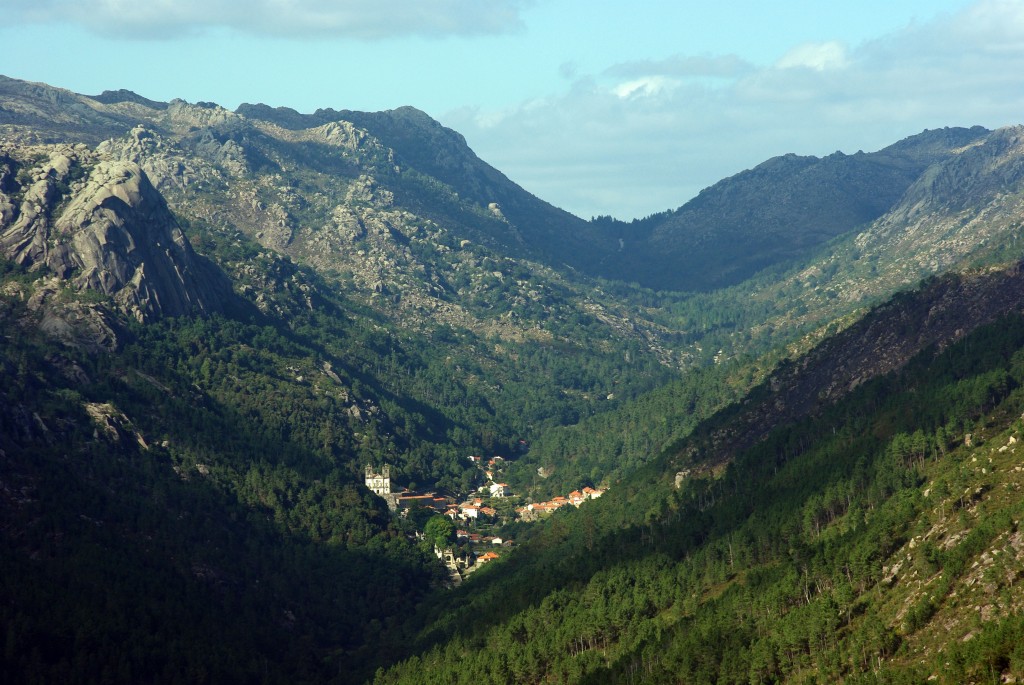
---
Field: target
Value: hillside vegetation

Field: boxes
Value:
[374,278,1024,685]
[5,75,1024,684]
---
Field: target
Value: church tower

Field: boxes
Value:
[365,464,391,496]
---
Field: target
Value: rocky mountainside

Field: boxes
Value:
[236,102,605,263]
[1,75,612,291]
[0,143,229,322]
[0,141,231,354]
[1,76,679,357]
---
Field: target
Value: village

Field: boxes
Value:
[364,452,604,581]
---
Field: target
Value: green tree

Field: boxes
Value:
[423,515,455,550]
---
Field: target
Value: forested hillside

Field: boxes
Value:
[5,74,1024,684]
[0,275,443,682]
[373,272,1024,685]
[588,126,990,292]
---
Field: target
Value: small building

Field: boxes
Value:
[365,464,391,496]
[365,464,400,510]
[489,482,511,498]
[397,493,445,511]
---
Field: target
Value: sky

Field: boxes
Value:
[4,0,1024,220]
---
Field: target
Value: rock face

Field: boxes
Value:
[0,143,228,323]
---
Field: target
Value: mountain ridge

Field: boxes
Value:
[588,125,991,291]
[6,74,1024,683]
[10,74,1001,301]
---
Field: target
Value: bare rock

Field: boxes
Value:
[1,146,230,324]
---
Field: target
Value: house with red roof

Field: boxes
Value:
[478,551,500,564]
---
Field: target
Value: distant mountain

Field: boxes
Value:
[587,126,990,291]
[724,124,1024,360]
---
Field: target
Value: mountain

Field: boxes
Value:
[586,126,990,291]
[1,75,612,278]
[0,74,683,442]
[7,74,998,300]
[373,262,1024,685]
[6,73,1024,684]
[0,143,230,329]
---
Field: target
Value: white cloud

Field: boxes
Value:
[605,54,754,80]
[4,0,531,39]
[775,41,849,71]
[612,76,678,99]
[957,0,1024,42]
[445,0,1024,220]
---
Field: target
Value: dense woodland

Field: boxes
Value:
[7,240,1024,682]
[5,79,1024,684]
[0,271,446,682]
[373,313,1024,684]
[0,229,689,682]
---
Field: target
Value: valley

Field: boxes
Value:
[4,74,1024,683]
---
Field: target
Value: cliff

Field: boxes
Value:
[0,141,229,331]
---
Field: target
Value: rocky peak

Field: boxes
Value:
[895,125,1024,216]
[164,99,237,132]
[89,89,168,110]
[0,142,229,324]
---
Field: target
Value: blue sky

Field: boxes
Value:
[4,0,1024,220]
